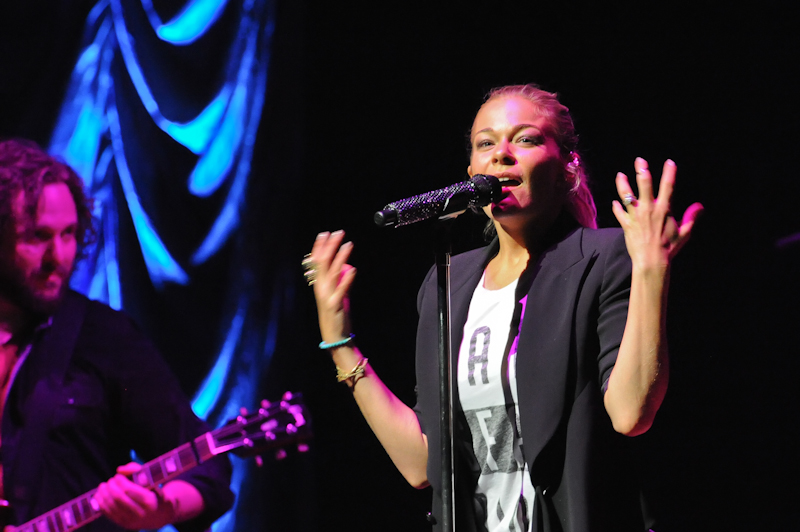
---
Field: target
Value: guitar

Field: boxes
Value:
[4,392,310,532]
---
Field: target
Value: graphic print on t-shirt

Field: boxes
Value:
[458,275,534,532]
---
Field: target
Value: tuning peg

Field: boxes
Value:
[275,449,287,461]
[288,405,306,426]
[254,455,264,468]
[239,406,249,416]
[298,443,309,453]
[260,399,271,409]
[282,391,294,401]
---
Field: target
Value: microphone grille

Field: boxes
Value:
[384,180,478,227]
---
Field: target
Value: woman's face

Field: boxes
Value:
[468,95,566,231]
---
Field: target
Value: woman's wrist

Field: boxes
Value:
[631,258,670,280]
[319,334,355,350]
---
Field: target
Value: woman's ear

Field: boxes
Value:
[467,165,473,177]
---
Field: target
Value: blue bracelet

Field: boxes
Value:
[319,334,355,350]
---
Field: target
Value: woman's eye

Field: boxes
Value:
[518,135,542,145]
[475,139,493,149]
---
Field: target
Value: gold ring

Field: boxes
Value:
[302,254,318,286]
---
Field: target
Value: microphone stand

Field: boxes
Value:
[434,218,456,532]
[375,176,500,531]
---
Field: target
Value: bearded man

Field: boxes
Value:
[0,139,233,531]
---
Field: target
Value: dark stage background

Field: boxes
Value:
[2,2,799,531]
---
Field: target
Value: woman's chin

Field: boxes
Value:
[489,203,525,220]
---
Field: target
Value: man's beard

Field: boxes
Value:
[0,260,71,318]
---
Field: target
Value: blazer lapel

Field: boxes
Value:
[444,227,596,477]
[514,229,596,475]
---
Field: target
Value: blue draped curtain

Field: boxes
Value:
[44,1,309,530]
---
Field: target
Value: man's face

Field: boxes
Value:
[0,182,78,316]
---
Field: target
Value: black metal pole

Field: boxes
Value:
[374,179,502,530]
[434,219,455,532]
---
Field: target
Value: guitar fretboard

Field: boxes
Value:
[13,439,204,532]
[8,393,308,532]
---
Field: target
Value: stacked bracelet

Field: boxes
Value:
[336,357,368,383]
[319,334,355,350]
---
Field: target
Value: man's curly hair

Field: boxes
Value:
[0,138,94,256]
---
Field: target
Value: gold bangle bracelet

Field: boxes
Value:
[336,357,368,383]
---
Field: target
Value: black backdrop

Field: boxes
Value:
[2,2,799,531]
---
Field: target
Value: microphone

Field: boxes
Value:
[374,174,501,228]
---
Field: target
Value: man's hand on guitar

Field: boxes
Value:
[93,462,201,530]
[4,396,307,532]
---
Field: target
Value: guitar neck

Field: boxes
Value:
[13,434,214,532]
[10,392,309,532]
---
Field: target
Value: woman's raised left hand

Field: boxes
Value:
[612,157,704,271]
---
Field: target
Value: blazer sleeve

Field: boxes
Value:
[413,264,438,435]
[595,230,633,392]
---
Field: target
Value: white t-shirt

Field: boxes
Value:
[457,272,534,532]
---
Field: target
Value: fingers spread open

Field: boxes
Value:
[329,240,353,277]
[654,159,677,213]
[615,172,635,200]
[611,200,630,228]
[334,265,357,301]
[678,202,705,241]
[313,230,345,271]
[634,157,654,203]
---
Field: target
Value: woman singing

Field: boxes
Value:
[305,84,703,532]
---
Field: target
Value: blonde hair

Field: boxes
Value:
[474,84,597,230]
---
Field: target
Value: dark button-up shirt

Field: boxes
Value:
[1,291,234,531]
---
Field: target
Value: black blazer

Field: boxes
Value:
[414,224,647,532]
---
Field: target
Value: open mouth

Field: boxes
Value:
[497,176,521,187]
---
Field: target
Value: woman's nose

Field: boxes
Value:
[492,140,515,165]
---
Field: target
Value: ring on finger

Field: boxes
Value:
[301,253,316,269]
[302,253,318,286]
[304,269,318,286]
[622,193,637,207]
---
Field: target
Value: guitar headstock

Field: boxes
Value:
[206,392,311,459]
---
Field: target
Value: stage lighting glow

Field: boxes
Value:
[142,0,231,45]
[193,305,245,419]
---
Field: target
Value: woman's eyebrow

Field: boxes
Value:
[473,124,544,136]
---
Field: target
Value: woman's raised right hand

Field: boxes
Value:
[308,230,357,343]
